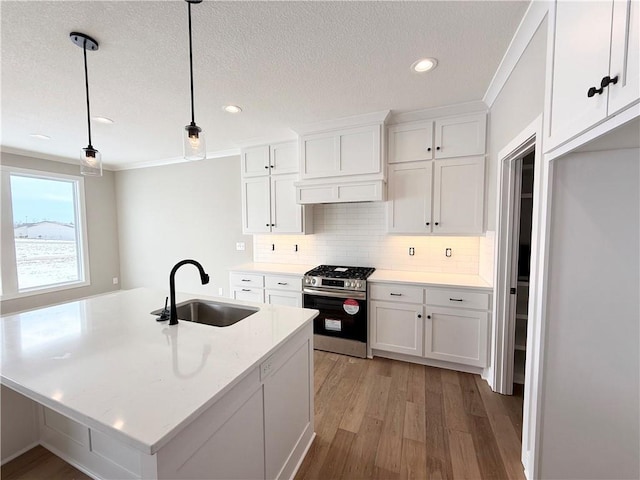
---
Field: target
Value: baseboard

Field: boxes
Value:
[286,429,316,480]
[1,441,39,465]
[371,349,484,376]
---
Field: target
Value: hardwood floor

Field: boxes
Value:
[2,352,524,480]
[295,351,525,480]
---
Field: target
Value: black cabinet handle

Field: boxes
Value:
[271,223,275,227]
[277,282,288,285]
[427,315,431,319]
[417,314,422,318]
[434,222,439,226]
[264,165,269,169]
[426,222,430,226]
[269,165,274,169]
[436,146,441,151]
[427,147,432,152]
[601,75,619,88]
[241,288,251,292]
[449,298,463,302]
[587,86,604,97]
[266,224,270,227]
[390,293,403,296]
[241,279,251,282]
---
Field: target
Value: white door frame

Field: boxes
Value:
[491,115,551,479]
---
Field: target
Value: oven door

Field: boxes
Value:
[303,290,367,343]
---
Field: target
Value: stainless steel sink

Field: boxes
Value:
[151,299,258,327]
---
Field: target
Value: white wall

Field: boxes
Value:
[115,156,253,297]
[538,147,639,479]
[487,17,548,231]
[0,153,121,314]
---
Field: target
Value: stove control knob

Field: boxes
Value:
[356,282,362,289]
[312,278,317,285]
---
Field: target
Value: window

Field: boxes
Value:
[1,167,90,298]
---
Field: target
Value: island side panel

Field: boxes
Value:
[156,323,314,480]
[0,386,39,463]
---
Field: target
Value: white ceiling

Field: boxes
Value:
[1,1,529,170]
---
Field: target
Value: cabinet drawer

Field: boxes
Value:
[230,273,264,288]
[426,288,489,310]
[265,275,301,292]
[369,283,424,303]
[232,287,264,303]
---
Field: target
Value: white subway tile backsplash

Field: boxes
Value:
[254,203,483,273]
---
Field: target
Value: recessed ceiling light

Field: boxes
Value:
[29,134,51,140]
[411,58,438,73]
[223,105,242,114]
[92,116,114,124]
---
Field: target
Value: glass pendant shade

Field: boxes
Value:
[183,124,206,161]
[80,146,102,176]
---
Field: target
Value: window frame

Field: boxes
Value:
[1,166,91,300]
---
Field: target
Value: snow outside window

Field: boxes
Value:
[1,167,90,298]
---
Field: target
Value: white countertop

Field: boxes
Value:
[368,270,491,290]
[0,288,317,454]
[230,262,315,276]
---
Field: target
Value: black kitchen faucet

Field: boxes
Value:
[168,259,210,325]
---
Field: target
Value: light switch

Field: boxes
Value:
[236,242,245,251]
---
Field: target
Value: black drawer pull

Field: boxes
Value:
[242,289,251,292]
[241,279,251,282]
[277,282,288,285]
[449,298,463,302]
[390,293,403,296]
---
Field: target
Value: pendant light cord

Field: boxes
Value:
[83,39,93,148]
[188,2,196,126]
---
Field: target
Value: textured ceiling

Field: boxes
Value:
[1,1,529,169]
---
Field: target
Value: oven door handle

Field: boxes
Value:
[303,287,366,300]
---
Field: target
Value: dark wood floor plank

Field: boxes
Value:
[448,429,483,479]
[400,438,428,480]
[469,414,511,479]
[407,363,426,404]
[442,380,471,433]
[364,373,392,421]
[425,391,454,479]
[459,372,488,418]
[403,401,426,443]
[342,415,383,479]
[316,428,356,480]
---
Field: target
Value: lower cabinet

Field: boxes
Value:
[370,301,424,356]
[369,282,491,370]
[230,271,302,307]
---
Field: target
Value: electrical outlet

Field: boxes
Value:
[260,357,274,380]
[236,242,245,251]
[112,277,119,285]
[218,287,224,296]
[445,248,452,257]
[409,247,415,256]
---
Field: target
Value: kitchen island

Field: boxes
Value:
[0,288,318,479]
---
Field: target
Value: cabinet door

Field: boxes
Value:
[434,113,486,159]
[370,300,424,356]
[242,176,271,233]
[265,289,302,307]
[432,157,484,234]
[387,161,432,234]
[548,1,613,146]
[270,174,303,233]
[339,125,381,176]
[241,145,270,177]
[388,121,434,163]
[270,142,298,175]
[300,132,339,179]
[425,307,489,367]
[609,0,640,114]
[232,287,264,303]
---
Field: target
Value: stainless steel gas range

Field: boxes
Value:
[303,265,375,358]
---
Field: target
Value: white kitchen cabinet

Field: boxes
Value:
[370,301,424,357]
[387,113,486,164]
[546,0,639,151]
[241,141,310,235]
[387,161,432,233]
[432,157,485,234]
[369,283,424,357]
[230,271,302,307]
[425,287,490,368]
[369,282,491,370]
[299,124,382,180]
[241,142,298,177]
[387,156,484,235]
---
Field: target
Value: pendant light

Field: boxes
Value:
[183,0,206,161]
[70,32,102,176]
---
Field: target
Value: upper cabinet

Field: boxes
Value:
[242,142,299,177]
[294,110,389,204]
[388,113,486,164]
[240,141,311,234]
[545,0,639,152]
